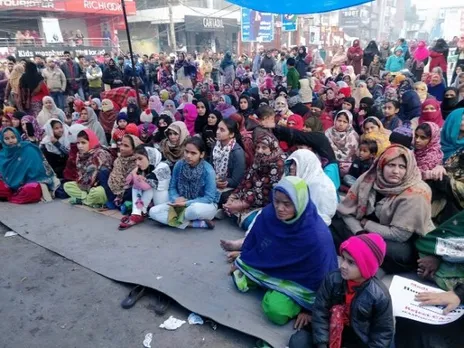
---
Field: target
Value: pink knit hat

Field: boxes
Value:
[340,234,386,279]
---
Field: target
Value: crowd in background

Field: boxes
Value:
[0,34,464,348]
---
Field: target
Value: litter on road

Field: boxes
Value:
[159,316,186,330]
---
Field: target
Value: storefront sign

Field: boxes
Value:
[241,8,274,43]
[0,0,135,14]
[281,14,298,32]
[184,15,237,32]
[16,46,107,58]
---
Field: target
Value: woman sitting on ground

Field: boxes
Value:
[223,131,286,230]
[37,96,66,127]
[441,108,464,162]
[76,106,108,146]
[286,149,337,225]
[332,144,435,274]
[106,134,142,208]
[231,176,338,326]
[202,110,222,161]
[149,137,220,229]
[119,145,171,230]
[0,127,59,204]
[156,121,189,170]
[21,115,43,145]
[40,119,70,178]
[63,129,113,207]
[152,111,174,144]
[325,110,359,176]
[212,118,246,206]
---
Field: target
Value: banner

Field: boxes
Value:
[241,8,274,43]
[15,46,107,58]
[41,18,63,44]
[282,14,298,32]
[389,276,464,325]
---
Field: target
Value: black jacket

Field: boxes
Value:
[102,66,124,89]
[312,270,394,348]
[348,157,373,179]
[260,56,275,74]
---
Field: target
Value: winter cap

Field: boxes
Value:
[125,123,139,137]
[140,109,153,123]
[389,125,413,149]
[117,112,128,122]
[340,234,386,279]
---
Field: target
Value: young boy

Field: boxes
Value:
[385,48,405,73]
[289,234,394,348]
[343,140,377,187]
[286,57,301,92]
[111,112,128,148]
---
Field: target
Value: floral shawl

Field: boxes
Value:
[338,144,434,236]
[325,110,359,162]
[159,121,189,165]
[234,131,286,208]
[414,122,443,173]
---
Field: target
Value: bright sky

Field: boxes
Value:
[412,0,463,9]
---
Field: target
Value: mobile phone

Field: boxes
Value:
[26,123,35,137]
[204,129,215,139]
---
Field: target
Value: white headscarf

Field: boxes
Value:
[40,118,71,155]
[79,107,108,146]
[287,149,338,225]
[145,147,171,191]
[68,124,87,143]
[37,96,66,127]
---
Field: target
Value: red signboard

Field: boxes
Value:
[0,0,136,15]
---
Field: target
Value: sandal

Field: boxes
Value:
[121,285,146,309]
[154,292,172,316]
[118,215,144,230]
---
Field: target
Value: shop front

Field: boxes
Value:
[183,15,239,53]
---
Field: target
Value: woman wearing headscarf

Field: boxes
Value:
[398,90,422,123]
[427,73,446,102]
[5,64,24,109]
[219,51,236,85]
[361,116,392,155]
[363,40,380,69]
[333,144,434,273]
[164,99,182,121]
[330,46,347,72]
[365,77,383,102]
[286,149,337,226]
[174,53,194,89]
[352,81,372,109]
[411,41,430,82]
[379,41,390,69]
[429,39,449,85]
[194,98,210,135]
[37,96,66,127]
[77,107,107,146]
[325,110,359,176]
[441,108,464,161]
[11,111,25,136]
[275,96,294,125]
[215,94,237,119]
[231,177,338,326]
[0,127,59,203]
[237,94,255,120]
[149,95,164,115]
[126,98,140,124]
[18,61,49,117]
[62,124,87,183]
[413,122,443,180]
[152,111,174,144]
[229,113,254,169]
[63,128,113,207]
[40,118,71,178]
[441,87,464,120]
[182,103,198,136]
[347,40,363,75]
[223,131,286,231]
[413,82,431,104]
[157,121,189,169]
[99,99,119,142]
[410,99,444,130]
[21,114,44,144]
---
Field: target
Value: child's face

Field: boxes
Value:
[342,101,352,111]
[1,116,12,128]
[91,101,98,110]
[326,90,335,100]
[44,98,54,110]
[136,153,149,170]
[52,122,64,138]
[167,129,180,145]
[373,55,379,63]
[119,136,134,157]
[395,50,402,57]
[77,137,90,153]
[12,118,20,128]
[414,128,431,150]
[383,102,398,117]
[239,98,248,110]
[335,114,349,132]
[340,251,364,282]
[359,144,372,161]
[2,129,17,146]
[118,119,128,129]
[224,85,232,94]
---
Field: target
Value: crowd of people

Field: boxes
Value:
[0,35,464,347]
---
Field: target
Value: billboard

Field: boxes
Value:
[282,14,297,32]
[241,8,274,42]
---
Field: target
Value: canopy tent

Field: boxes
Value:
[226,0,373,14]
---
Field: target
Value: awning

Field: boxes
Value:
[225,0,373,15]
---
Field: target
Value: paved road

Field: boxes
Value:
[0,223,257,348]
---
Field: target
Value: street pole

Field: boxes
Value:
[120,0,141,106]
[168,0,177,52]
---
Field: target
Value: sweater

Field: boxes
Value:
[287,67,301,91]
[42,67,67,92]
[385,55,405,73]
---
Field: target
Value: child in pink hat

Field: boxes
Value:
[289,233,394,348]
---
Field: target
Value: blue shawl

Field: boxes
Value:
[427,82,446,102]
[0,127,51,190]
[239,176,338,292]
[441,108,464,161]
[399,90,422,122]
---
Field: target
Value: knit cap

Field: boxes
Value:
[125,123,139,137]
[140,109,153,123]
[339,234,386,279]
[389,125,413,149]
[117,112,128,122]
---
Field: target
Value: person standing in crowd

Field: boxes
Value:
[42,58,66,111]
[86,58,103,99]
[295,46,311,78]
[260,50,275,74]
[286,58,300,93]
[142,54,156,95]
[429,39,449,86]
[102,58,124,90]
[61,51,84,99]
[19,61,49,117]
[347,40,363,75]
[363,40,380,69]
